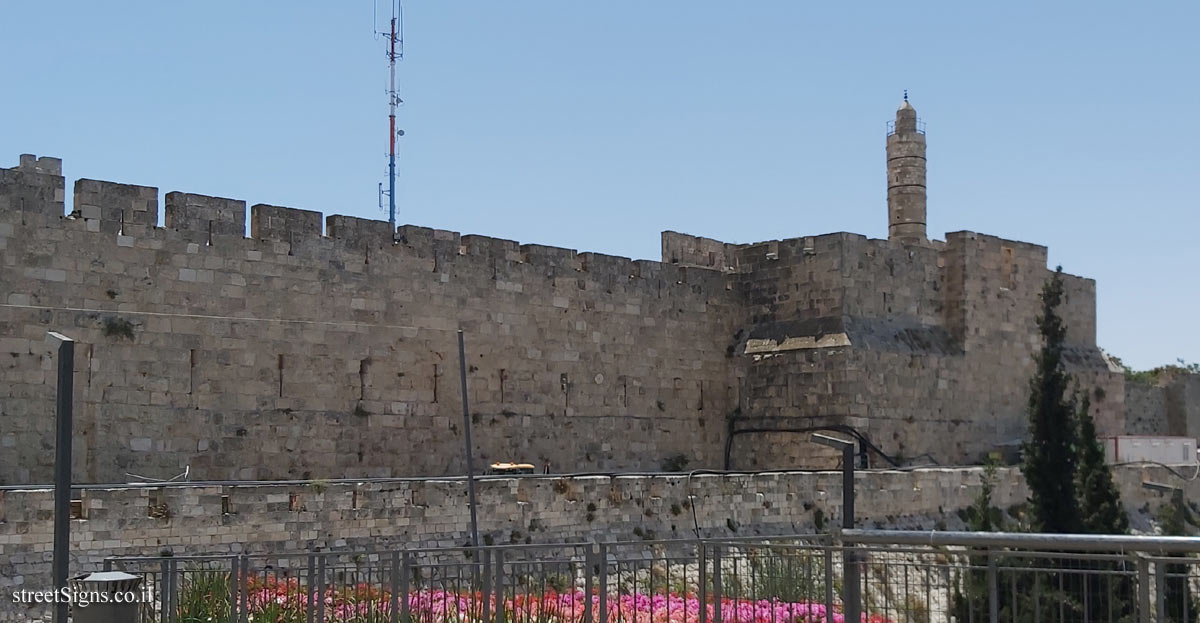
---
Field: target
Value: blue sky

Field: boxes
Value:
[1,2,1196,370]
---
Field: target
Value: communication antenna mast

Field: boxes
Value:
[374,0,404,234]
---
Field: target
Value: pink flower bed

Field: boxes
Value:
[240,579,892,623]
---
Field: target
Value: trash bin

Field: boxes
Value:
[69,571,143,623]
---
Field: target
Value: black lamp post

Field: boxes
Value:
[813,433,860,623]
[48,331,75,623]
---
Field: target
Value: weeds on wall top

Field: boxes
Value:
[1109,353,1199,383]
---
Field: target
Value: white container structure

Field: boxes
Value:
[1104,436,1198,466]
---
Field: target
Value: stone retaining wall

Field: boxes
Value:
[2,465,1195,620]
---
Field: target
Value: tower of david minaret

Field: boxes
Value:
[886,95,927,244]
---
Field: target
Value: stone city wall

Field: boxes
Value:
[1,157,739,484]
[1125,381,1171,436]
[1124,373,1200,438]
[1,465,1193,621]
[724,229,1121,468]
[0,153,1185,484]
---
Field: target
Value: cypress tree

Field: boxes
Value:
[1076,393,1136,622]
[1075,394,1128,534]
[1021,268,1081,534]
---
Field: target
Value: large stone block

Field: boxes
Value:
[74,178,159,234]
[0,155,65,217]
[165,192,247,242]
[250,203,322,242]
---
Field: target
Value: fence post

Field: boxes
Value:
[242,555,251,623]
[389,551,400,623]
[1154,559,1167,623]
[698,543,708,623]
[584,545,595,623]
[159,559,170,623]
[824,547,834,623]
[482,549,492,623]
[1137,555,1151,623]
[987,552,999,623]
[1033,570,1040,623]
[492,548,505,623]
[400,553,412,623]
[712,545,722,623]
[598,544,608,623]
[167,557,179,623]
[317,554,327,623]
[229,555,240,623]
[306,548,316,623]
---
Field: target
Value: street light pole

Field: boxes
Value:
[813,433,860,623]
[457,330,481,550]
[48,331,75,623]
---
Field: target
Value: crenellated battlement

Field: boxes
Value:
[0,150,1153,483]
[0,154,753,484]
[0,152,1105,347]
[0,156,737,292]
[74,177,159,235]
[0,153,64,216]
[166,192,247,243]
[0,155,1099,313]
[250,203,323,243]
[17,153,62,175]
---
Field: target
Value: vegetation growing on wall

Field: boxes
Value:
[101,316,136,341]
[1110,355,1200,383]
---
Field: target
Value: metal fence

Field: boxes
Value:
[101,531,1200,623]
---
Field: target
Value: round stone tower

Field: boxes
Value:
[886,95,927,244]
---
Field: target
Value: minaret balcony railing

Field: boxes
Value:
[886,119,927,136]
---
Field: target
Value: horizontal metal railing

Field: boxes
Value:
[844,529,1200,554]
[886,119,928,136]
[101,532,1200,623]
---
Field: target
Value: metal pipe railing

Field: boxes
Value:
[85,532,1200,623]
[842,528,1200,554]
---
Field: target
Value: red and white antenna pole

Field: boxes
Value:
[378,0,403,233]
